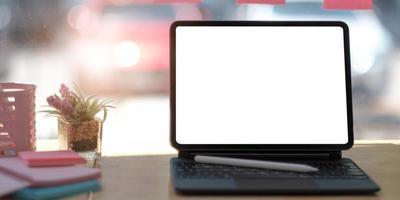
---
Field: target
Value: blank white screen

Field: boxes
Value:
[176,26,348,144]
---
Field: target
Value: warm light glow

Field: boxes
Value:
[76,42,114,70]
[67,5,92,30]
[67,5,99,36]
[113,41,141,68]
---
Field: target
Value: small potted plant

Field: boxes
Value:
[42,84,113,156]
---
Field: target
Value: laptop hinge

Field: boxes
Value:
[178,150,342,160]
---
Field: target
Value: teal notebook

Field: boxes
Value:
[14,180,101,200]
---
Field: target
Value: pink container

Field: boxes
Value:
[0,83,36,156]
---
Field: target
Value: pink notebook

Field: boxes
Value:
[0,171,30,197]
[18,150,86,167]
[0,158,101,187]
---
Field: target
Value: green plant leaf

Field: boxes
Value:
[103,108,108,122]
[42,83,114,123]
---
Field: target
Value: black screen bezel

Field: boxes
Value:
[170,21,353,151]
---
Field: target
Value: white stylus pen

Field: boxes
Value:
[194,155,319,173]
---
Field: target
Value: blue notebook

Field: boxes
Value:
[14,180,101,200]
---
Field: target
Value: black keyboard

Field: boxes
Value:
[172,159,368,179]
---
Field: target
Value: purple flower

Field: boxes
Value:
[47,95,73,116]
[59,83,73,101]
[47,95,60,109]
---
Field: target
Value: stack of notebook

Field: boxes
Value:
[0,150,101,200]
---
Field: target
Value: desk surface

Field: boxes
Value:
[89,144,399,200]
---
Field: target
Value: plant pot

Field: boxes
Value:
[58,118,103,156]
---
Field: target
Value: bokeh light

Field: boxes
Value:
[113,41,141,68]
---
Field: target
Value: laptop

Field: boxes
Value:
[169,21,380,194]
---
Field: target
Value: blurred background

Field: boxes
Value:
[0,0,400,155]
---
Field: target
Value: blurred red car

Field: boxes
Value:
[68,0,202,94]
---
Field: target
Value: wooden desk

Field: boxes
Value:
[88,144,399,200]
